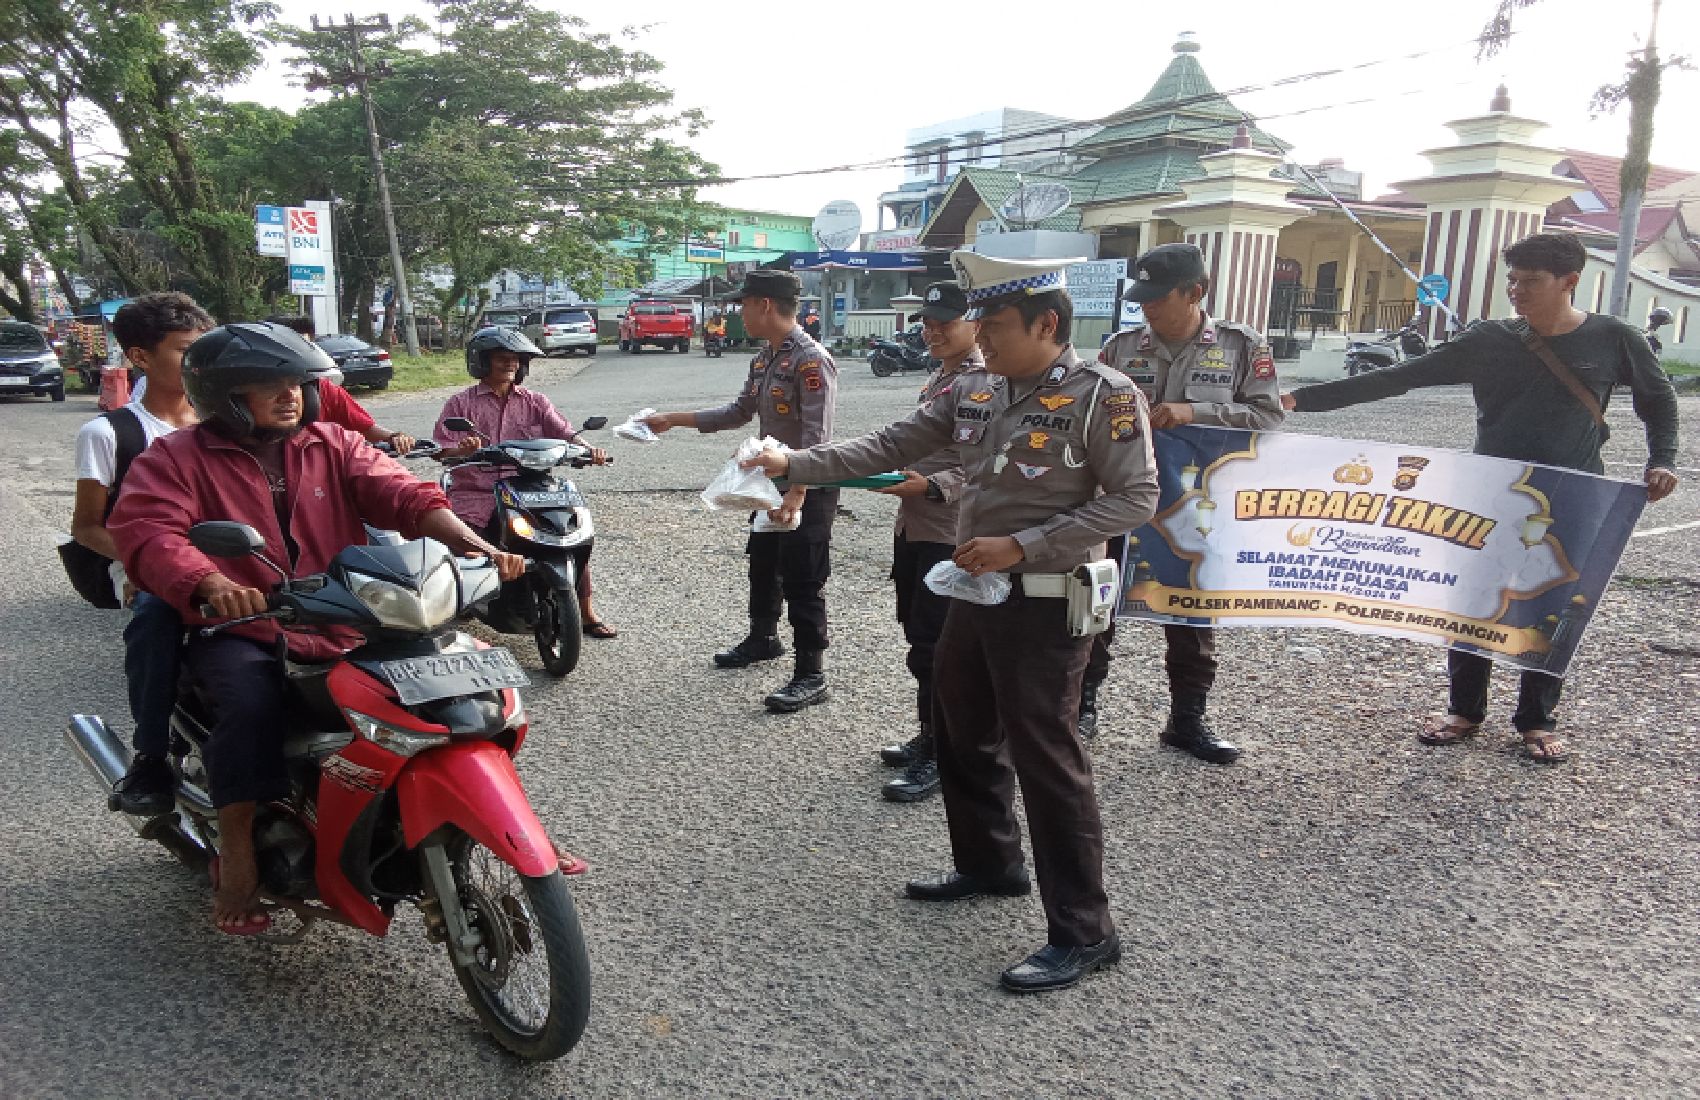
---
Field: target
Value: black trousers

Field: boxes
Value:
[125,592,183,758]
[932,587,1112,948]
[891,535,955,725]
[746,488,837,654]
[1448,650,1564,732]
[184,634,289,808]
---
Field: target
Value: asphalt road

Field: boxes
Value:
[0,348,1695,1098]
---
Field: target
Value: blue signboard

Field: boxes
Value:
[255,205,287,257]
[1417,273,1450,307]
[787,250,929,272]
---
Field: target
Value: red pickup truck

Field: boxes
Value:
[618,301,693,354]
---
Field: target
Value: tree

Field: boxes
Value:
[1479,0,1689,317]
[0,1,282,317]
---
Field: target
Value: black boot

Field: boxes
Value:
[714,620,785,669]
[764,651,829,713]
[1160,693,1240,764]
[109,753,174,815]
[882,728,940,802]
[1078,679,1103,741]
[880,723,928,767]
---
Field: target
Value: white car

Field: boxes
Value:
[523,306,598,357]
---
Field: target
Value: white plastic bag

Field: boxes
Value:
[702,436,785,511]
[924,560,1012,606]
[614,407,661,444]
[751,510,802,533]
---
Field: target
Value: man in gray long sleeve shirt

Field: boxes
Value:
[1284,232,1681,762]
[747,253,1157,994]
[642,268,840,712]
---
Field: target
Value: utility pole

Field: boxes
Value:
[308,14,420,356]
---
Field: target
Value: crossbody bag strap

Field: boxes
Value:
[1515,321,1607,429]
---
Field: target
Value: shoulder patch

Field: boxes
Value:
[1083,360,1134,387]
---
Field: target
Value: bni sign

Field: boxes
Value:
[289,264,328,296]
[286,206,329,266]
[255,206,287,257]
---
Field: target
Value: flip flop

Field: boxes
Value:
[582,620,618,639]
[1418,716,1480,745]
[1521,732,1571,764]
[215,909,273,937]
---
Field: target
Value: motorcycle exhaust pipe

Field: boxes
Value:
[65,714,146,833]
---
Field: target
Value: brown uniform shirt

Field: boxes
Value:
[787,346,1159,573]
[1098,314,1285,430]
[694,324,836,448]
[897,349,981,545]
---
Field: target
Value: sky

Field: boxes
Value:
[252,0,1700,230]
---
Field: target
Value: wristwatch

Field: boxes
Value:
[924,478,944,502]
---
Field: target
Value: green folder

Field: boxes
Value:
[776,472,906,490]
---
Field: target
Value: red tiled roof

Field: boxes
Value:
[1555,149,1697,211]
[1555,206,1685,253]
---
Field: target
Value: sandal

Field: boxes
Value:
[1521,731,1570,764]
[1418,715,1480,745]
[582,620,618,640]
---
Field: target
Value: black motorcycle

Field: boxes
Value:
[440,415,609,677]
[869,324,935,378]
[1343,316,1428,376]
[705,332,725,358]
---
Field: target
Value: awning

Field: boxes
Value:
[786,250,931,272]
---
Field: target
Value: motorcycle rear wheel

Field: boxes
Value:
[534,582,582,677]
[444,832,591,1061]
[870,352,894,378]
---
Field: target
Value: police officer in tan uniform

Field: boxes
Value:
[745,253,1158,993]
[875,281,979,803]
[1088,242,1284,761]
[643,269,839,712]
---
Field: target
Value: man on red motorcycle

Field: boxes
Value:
[108,322,524,935]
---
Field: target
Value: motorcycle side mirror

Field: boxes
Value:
[580,416,608,431]
[443,416,476,433]
[189,521,267,558]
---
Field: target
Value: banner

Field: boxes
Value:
[1117,426,1646,676]
[1065,259,1127,318]
[255,205,286,257]
[285,206,329,296]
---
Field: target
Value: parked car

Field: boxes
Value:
[0,321,66,401]
[524,305,599,357]
[477,307,527,331]
[619,301,692,354]
[316,333,394,390]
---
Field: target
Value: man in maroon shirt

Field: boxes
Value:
[111,323,521,935]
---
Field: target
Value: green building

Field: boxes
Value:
[607,207,817,299]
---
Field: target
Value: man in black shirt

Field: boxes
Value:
[1283,232,1680,762]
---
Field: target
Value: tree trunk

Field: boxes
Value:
[353,272,377,342]
[1607,0,1661,318]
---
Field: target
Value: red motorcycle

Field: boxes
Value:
[66,522,590,1061]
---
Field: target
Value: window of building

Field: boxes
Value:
[1592,271,1606,312]
[1679,306,1689,342]
[728,230,741,247]
[754,232,768,248]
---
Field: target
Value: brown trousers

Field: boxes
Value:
[931,586,1113,947]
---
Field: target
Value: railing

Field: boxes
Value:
[1369,299,1418,333]
[1269,285,1345,337]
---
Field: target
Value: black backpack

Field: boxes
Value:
[58,407,147,609]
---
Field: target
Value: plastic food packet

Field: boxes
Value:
[702,436,786,511]
[614,408,661,444]
[751,510,802,533]
[923,560,1012,606]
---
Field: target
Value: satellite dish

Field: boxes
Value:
[812,200,863,251]
[999,180,1072,229]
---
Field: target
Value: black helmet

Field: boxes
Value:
[182,322,322,437]
[466,326,543,383]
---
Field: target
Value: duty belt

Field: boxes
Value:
[1014,573,1070,598]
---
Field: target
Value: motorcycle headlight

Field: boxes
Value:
[503,443,566,470]
[348,562,459,630]
[343,708,448,757]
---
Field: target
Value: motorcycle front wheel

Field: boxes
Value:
[869,352,895,378]
[534,581,582,677]
[443,831,591,1061]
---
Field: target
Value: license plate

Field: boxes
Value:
[515,489,582,508]
[0,376,29,387]
[380,647,530,705]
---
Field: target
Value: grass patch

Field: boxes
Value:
[384,352,469,394]
[1662,358,1699,377]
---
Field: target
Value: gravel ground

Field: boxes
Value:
[0,349,1694,1098]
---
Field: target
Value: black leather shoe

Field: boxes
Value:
[1160,713,1241,764]
[1078,679,1103,741]
[880,729,926,767]
[1000,935,1122,993]
[905,869,1030,902]
[764,672,829,712]
[109,753,173,815]
[882,756,940,802]
[713,635,785,669]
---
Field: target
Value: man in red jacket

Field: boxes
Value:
[109,322,521,935]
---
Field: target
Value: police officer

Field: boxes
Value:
[875,281,979,803]
[744,252,1158,993]
[643,269,839,712]
[1088,242,1285,762]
